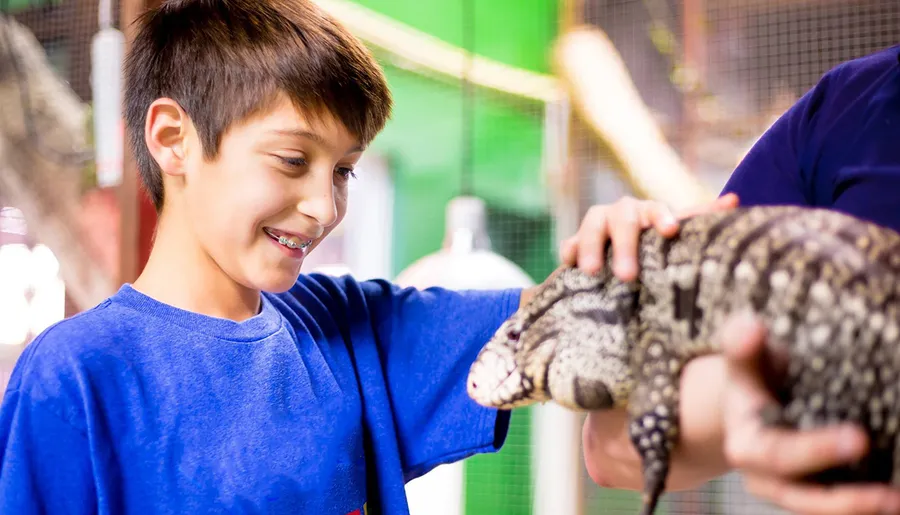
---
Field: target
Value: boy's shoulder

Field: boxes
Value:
[9,274,394,376]
[13,274,374,373]
[15,296,123,356]
[3,297,133,413]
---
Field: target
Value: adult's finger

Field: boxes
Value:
[728,422,869,479]
[720,311,773,410]
[721,313,870,477]
[606,198,642,281]
[743,473,900,515]
[575,205,611,275]
[559,235,578,266]
[641,200,680,238]
[677,192,740,219]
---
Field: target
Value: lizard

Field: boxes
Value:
[466,204,900,515]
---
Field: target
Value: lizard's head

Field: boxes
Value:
[467,266,636,412]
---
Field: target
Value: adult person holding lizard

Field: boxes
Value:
[571,43,900,515]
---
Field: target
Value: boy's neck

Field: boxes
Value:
[132,212,262,322]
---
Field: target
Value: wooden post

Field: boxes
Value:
[117,0,149,286]
[681,0,707,174]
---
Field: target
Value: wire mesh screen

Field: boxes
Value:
[571,0,900,514]
[0,0,104,388]
[1,1,898,514]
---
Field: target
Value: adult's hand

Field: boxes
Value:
[559,193,739,281]
[582,354,730,491]
[721,313,900,515]
[579,193,740,491]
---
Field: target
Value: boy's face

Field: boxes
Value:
[158,94,364,293]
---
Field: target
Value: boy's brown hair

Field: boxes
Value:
[124,0,393,212]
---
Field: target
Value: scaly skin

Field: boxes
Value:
[467,205,900,515]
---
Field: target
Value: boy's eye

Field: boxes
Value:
[335,167,357,180]
[278,156,307,168]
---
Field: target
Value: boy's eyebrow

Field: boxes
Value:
[269,129,364,153]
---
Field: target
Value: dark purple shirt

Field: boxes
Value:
[722,44,900,231]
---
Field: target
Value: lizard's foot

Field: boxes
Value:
[626,333,684,515]
[627,378,680,515]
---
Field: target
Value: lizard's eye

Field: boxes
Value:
[508,328,521,342]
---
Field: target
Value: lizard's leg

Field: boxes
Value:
[626,333,683,515]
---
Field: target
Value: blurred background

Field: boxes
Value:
[1,0,899,513]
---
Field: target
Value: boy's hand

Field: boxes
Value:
[560,193,739,281]
[721,313,900,515]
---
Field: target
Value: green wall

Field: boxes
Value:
[352,0,557,75]
[354,0,559,274]
[372,66,553,276]
[5,0,62,12]
[355,1,560,514]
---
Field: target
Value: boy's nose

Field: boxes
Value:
[296,192,338,228]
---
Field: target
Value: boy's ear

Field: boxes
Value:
[145,98,190,176]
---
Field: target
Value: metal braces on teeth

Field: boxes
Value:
[278,235,310,250]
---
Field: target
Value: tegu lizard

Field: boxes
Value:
[466,204,900,515]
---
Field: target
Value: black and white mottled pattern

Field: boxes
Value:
[466,205,900,515]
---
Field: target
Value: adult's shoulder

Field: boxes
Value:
[826,44,900,82]
[809,44,900,110]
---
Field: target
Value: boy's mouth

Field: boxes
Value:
[263,227,313,251]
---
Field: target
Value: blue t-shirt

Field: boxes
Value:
[722,44,900,231]
[0,274,520,514]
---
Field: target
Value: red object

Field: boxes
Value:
[137,184,157,274]
[79,187,120,275]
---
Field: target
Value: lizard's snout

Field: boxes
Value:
[467,347,534,409]
[467,349,512,406]
[466,358,500,404]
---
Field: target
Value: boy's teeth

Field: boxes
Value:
[277,235,308,250]
[265,228,310,250]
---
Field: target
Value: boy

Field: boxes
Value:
[3,0,723,513]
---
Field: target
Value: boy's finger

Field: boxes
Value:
[743,473,900,515]
[607,203,641,282]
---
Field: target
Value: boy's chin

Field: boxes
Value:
[252,267,303,294]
